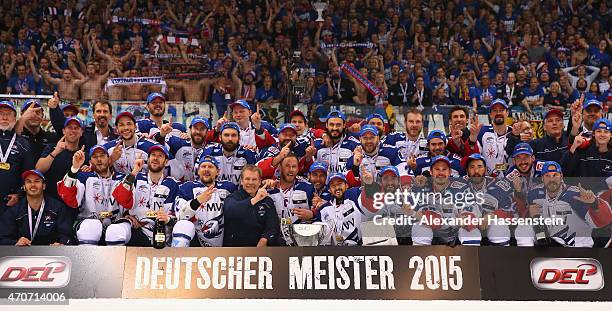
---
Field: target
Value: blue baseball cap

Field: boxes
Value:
[326,172,347,184]
[61,103,79,114]
[198,154,220,169]
[229,99,251,111]
[115,111,136,124]
[220,121,240,133]
[326,110,346,122]
[359,124,379,137]
[309,162,328,174]
[21,99,41,111]
[378,166,400,177]
[190,117,210,129]
[512,142,534,158]
[278,123,298,135]
[148,145,170,158]
[593,118,611,132]
[89,145,108,157]
[488,98,508,110]
[146,92,165,104]
[427,130,447,142]
[431,155,451,167]
[366,113,386,123]
[21,169,45,181]
[463,153,486,168]
[63,117,83,128]
[541,161,562,174]
[582,99,602,110]
[0,100,16,112]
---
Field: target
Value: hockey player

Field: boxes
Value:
[171,155,237,247]
[504,142,544,218]
[384,108,428,161]
[208,99,277,149]
[108,145,179,246]
[105,111,160,175]
[308,162,332,211]
[314,111,360,174]
[57,145,125,245]
[525,161,612,247]
[315,173,363,246]
[165,117,210,182]
[346,125,402,186]
[136,92,186,137]
[201,122,258,187]
[413,130,466,177]
[288,109,324,141]
[257,123,317,179]
[477,99,513,175]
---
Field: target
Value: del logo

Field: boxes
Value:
[0,256,71,288]
[530,258,604,291]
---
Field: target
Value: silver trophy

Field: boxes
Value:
[289,223,328,246]
[312,2,328,22]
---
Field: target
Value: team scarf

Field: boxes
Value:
[321,42,374,49]
[112,16,206,36]
[104,76,167,93]
[340,63,382,97]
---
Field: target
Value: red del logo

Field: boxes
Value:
[0,256,71,288]
[530,258,604,291]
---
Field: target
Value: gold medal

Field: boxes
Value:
[0,162,10,170]
[495,163,508,171]
[281,217,292,226]
[146,210,157,219]
[98,212,112,219]
[335,234,344,243]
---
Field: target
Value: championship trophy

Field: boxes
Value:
[312,2,328,22]
[289,223,329,246]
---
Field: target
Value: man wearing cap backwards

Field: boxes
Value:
[171,155,237,247]
[0,100,35,213]
[345,125,402,186]
[384,108,428,161]
[165,117,211,182]
[524,161,612,247]
[109,145,179,246]
[314,173,363,246]
[462,153,517,246]
[57,145,126,245]
[257,123,317,179]
[410,155,480,246]
[36,117,86,201]
[137,92,186,138]
[477,98,513,175]
[413,130,465,177]
[0,170,73,246]
[201,122,258,187]
[506,108,568,163]
[104,111,159,175]
[15,98,59,159]
[314,111,360,175]
[209,99,277,150]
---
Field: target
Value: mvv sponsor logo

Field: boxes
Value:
[0,256,71,288]
[530,258,604,291]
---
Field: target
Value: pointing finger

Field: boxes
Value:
[80,145,85,151]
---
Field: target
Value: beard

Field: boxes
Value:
[468,176,485,185]
[0,121,16,131]
[191,133,205,145]
[493,116,505,125]
[328,128,343,139]
[545,181,561,194]
[148,163,164,173]
[222,140,239,152]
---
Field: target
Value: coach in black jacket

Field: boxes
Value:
[0,170,73,246]
[223,165,280,247]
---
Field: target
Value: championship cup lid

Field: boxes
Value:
[89,144,108,157]
[146,92,165,104]
[22,169,45,181]
[326,110,346,122]
[512,142,534,158]
[359,124,379,137]
[583,99,603,109]
[63,117,83,128]
[289,109,307,122]
[21,99,41,111]
[427,129,447,142]
[278,123,298,134]
[366,113,386,123]
[198,154,220,168]
[147,145,170,158]
[190,117,210,129]
[229,99,251,111]
[115,111,136,124]
[463,153,486,168]
[541,161,562,174]
[593,118,611,131]
[326,172,347,184]
[544,109,564,120]
[309,162,328,173]
[431,155,451,167]
[0,100,16,111]
[220,121,240,133]
[488,98,508,110]
[378,166,400,177]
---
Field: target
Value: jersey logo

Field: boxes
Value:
[200,219,222,239]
